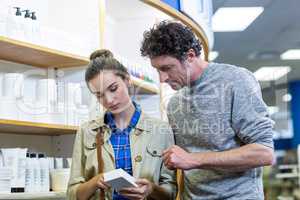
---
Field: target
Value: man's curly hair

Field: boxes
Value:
[140,21,202,62]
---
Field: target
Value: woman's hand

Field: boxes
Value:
[119,178,154,200]
[93,174,110,190]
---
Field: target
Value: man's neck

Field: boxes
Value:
[190,59,209,83]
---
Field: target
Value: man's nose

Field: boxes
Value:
[159,71,169,83]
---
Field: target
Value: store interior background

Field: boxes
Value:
[210,0,300,199]
[0,0,300,199]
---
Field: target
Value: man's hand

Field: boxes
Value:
[162,145,197,170]
[119,178,154,200]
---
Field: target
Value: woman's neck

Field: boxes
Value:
[113,101,136,130]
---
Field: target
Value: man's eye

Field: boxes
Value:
[160,67,169,72]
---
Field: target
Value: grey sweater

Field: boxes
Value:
[167,62,274,200]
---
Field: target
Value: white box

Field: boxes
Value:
[103,169,137,191]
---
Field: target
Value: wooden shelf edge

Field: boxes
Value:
[0,192,66,200]
[0,119,78,136]
[131,76,160,94]
[0,36,89,68]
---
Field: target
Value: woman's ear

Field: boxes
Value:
[124,74,132,87]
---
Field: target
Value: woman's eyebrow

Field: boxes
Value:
[91,82,117,95]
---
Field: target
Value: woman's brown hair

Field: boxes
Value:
[85,49,130,83]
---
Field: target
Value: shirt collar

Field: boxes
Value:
[90,102,150,132]
[104,101,141,132]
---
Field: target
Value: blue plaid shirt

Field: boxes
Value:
[104,102,141,200]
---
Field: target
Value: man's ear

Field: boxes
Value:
[186,49,197,63]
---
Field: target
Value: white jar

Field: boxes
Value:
[0,73,4,97]
[50,168,70,192]
[36,79,57,104]
[35,79,65,124]
[2,73,24,99]
[64,83,81,125]
[0,73,24,120]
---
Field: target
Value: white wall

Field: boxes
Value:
[1,0,100,57]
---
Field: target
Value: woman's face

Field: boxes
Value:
[88,70,131,114]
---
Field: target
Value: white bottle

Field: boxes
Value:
[25,153,34,192]
[22,10,32,42]
[6,6,25,41]
[30,12,41,44]
[31,153,41,192]
[16,148,27,193]
[0,0,9,36]
[39,154,49,192]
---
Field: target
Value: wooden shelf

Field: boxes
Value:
[0,192,66,200]
[131,76,159,94]
[0,36,89,68]
[0,119,77,136]
[0,36,159,94]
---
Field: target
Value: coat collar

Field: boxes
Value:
[89,111,151,133]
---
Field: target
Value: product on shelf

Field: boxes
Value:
[1,148,27,193]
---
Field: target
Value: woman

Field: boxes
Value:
[67,49,176,200]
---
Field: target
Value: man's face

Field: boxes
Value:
[150,55,189,90]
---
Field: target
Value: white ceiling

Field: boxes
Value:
[212,0,300,83]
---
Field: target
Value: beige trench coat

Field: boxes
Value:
[67,112,177,200]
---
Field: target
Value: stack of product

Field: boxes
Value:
[0,73,90,126]
[115,55,159,85]
[0,148,72,193]
[0,150,11,193]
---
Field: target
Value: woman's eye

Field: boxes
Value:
[110,86,118,92]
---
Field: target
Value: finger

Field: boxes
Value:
[162,150,173,163]
[96,181,109,190]
[135,178,148,185]
[162,145,174,156]
[119,188,144,197]
[119,193,143,200]
[164,155,176,170]
[119,187,141,194]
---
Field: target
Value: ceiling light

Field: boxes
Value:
[280,49,300,60]
[209,51,219,61]
[254,66,291,81]
[212,7,264,32]
[282,93,292,102]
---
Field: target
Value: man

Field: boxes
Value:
[140,21,274,200]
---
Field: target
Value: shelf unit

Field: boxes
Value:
[0,36,159,134]
[0,36,159,94]
[0,192,66,200]
[0,119,77,136]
